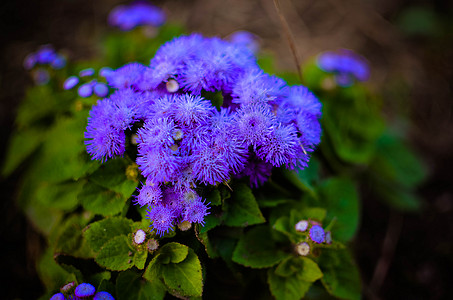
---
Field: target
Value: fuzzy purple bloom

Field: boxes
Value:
[74,283,96,298]
[79,68,95,77]
[228,30,260,54]
[78,82,94,97]
[109,1,166,31]
[64,76,79,90]
[93,291,115,300]
[105,62,148,89]
[232,68,287,105]
[94,82,109,97]
[309,225,325,243]
[134,184,162,207]
[234,103,276,148]
[50,293,65,300]
[317,49,370,86]
[183,198,210,225]
[146,205,175,236]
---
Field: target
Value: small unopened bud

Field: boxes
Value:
[295,220,309,232]
[166,79,179,93]
[147,238,159,252]
[126,163,139,181]
[325,231,332,244]
[134,229,146,245]
[178,221,192,231]
[60,281,76,294]
[295,242,310,256]
[131,134,139,145]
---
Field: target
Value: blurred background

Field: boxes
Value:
[1,0,452,299]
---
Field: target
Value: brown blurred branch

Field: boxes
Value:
[272,0,302,81]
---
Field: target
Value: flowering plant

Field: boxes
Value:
[2,2,426,300]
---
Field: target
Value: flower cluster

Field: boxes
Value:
[294,219,332,256]
[64,67,111,98]
[317,49,369,87]
[108,1,166,31]
[50,282,114,300]
[84,33,322,236]
[23,45,66,85]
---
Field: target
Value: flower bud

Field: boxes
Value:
[295,242,310,256]
[295,220,309,232]
[177,221,192,231]
[147,238,159,252]
[134,229,146,245]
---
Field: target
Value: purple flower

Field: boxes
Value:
[192,146,230,185]
[32,68,50,85]
[93,291,115,300]
[256,124,299,168]
[228,30,260,54]
[94,82,109,97]
[232,68,287,105]
[63,76,79,90]
[51,55,66,69]
[74,283,96,298]
[85,89,144,161]
[137,117,177,149]
[134,184,162,207]
[109,1,166,31]
[146,204,175,236]
[238,153,273,188]
[309,225,325,243]
[183,198,210,225]
[78,82,94,98]
[105,62,148,89]
[50,293,65,300]
[317,49,370,86]
[234,103,276,148]
[172,94,214,127]
[79,68,95,77]
[137,148,181,184]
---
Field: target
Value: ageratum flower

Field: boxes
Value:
[83,33,322,235]
[108,1,165,31]
[309,225,326,244]
[317,49,370,87]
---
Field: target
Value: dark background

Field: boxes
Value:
[1,0,453,299]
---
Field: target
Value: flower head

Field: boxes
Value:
[109,1,166,31]
[309,225,325,244]
[74,283,96,298]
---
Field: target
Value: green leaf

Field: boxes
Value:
[161,249,203,298]
[222,183,265,227]
[299,257,323,282]
[195,230,219,258]
[319,249,361,300]
[1,128,44,177]
[371,132,426,188]
[83,217,133,252]
[274,257,298,277]
[116,270,166,300]
[317,178,359,242]
[198,214,221,233]
[143,253,163,283]
[89,158,138,197]
[280,159,320,198]
[54,215,93,258]
[95,235,135,271]
[134,250,148,270]
[37,248,74,292]
[206,189,222,206]
[159,242,189,264]
[35,180,84,211]
[30,116,96,182]
[78,181,128,216]
[267,267,312,300]
[232,225,287,268]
